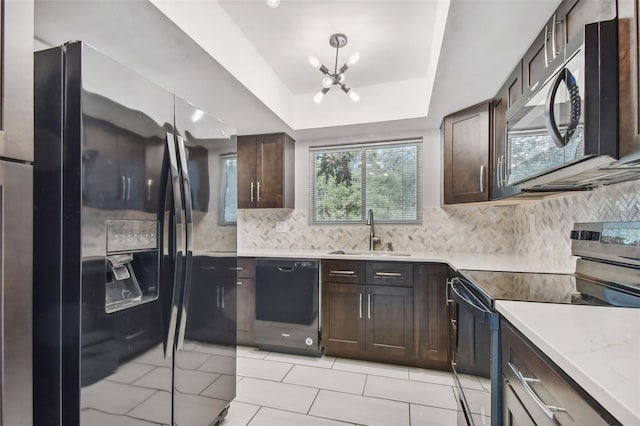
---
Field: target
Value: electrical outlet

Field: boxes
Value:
[275,222,287,233]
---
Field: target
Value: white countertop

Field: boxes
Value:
[238,249,576,274]
[496,301,640,426]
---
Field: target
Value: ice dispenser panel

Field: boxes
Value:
[105,220,159,313]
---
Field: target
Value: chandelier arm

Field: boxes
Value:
[319,64,330,75]
[339,64,349,74]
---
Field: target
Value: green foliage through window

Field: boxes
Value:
[311,141,421,224]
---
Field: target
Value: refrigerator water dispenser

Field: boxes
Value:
[105,219,159,313]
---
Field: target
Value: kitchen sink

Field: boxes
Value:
[328,250,412,257]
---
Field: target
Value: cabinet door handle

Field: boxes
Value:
[216,286,220,308]
[330,270,356,276]
[544,23,550,66]
[497,155,503,188]
[221,287,225,309]
[121,176,127,201]
[479,165,485,193]
[374,271,403,278]
[250,182,254,203]
[126,177,131,200]
[359,293,363,318]
[367,293,372,319]
[507,362,566,420]
[257,181,261,203]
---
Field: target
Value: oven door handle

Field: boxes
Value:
[448,277,492,324]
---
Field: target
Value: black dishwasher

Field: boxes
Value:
[254,259,323,356]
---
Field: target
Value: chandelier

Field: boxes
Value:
[308,33,360,104]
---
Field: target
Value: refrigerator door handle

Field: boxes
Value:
[175,135,194,351]
[164,132,186,359]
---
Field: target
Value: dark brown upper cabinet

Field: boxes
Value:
[237,133,295,209]
[618,0,640,158]
[492,63,522,200]
[443,102,491,204]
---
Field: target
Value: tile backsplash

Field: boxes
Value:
[238,180,640,270]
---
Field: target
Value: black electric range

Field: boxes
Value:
[449,222,640,426]
[457,269,640,309]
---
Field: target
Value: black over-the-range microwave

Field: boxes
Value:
[496,18,640,197]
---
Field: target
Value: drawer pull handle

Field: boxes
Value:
[374,271,403,277]
[237,281,243,285]
[230,266,245,271]
[330,270,356,275]
[507,362,566,420]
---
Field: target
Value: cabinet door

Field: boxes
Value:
[365,285,413,361]
[443,102,490,204]
[503,381,536,426]
[618,0,640,157]
[414,265,448,367]
[236,277,255,346]
[321,282,366,358]
[256,134,284,208]
[237,136,257,208]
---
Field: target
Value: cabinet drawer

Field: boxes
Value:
[501,320,618,425]
[322,260,364,284]
[366,262,413,287]
[236,257,256,278]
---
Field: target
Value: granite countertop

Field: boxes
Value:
[496,301,640,426]
[237,248,576,274]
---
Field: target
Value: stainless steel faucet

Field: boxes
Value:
[366,209,381,251]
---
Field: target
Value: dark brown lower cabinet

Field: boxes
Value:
[322,282,413,364]
[502,319,620,425]
[413,264,449,369]
[236,277,255,346]
[236,257,256,346]
[503,380,536,426]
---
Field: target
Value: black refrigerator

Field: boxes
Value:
[34,41,238,426]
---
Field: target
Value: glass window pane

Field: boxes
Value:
[365,145,417,221]
[311,141,421,225]
[222,157,237,224]
[314,150,362,222]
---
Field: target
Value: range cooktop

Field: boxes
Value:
[458,270,640,308]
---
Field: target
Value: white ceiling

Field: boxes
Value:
[217,0,440,94]
[34,0,562,140]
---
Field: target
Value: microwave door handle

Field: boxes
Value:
[175,135,194,351]
[551,14,558,59]
[164,132,185,359]
[545,69,567,148]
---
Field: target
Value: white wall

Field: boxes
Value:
[293,128,442,215]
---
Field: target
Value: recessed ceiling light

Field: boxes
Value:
[265,0,280,8]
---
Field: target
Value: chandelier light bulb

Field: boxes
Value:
[349,90,360,103]
[308,56,320,68]
[313,91,325,104]
[337,73,346,83]
[347,51,360,66]
[321,76,333,89]
[265,0,280,8]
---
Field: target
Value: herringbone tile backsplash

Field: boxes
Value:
[238,180,640,269]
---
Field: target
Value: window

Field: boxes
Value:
[311,140,422,224]
[220,154,237,225]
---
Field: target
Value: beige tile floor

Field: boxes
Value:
[222,346,466,426]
